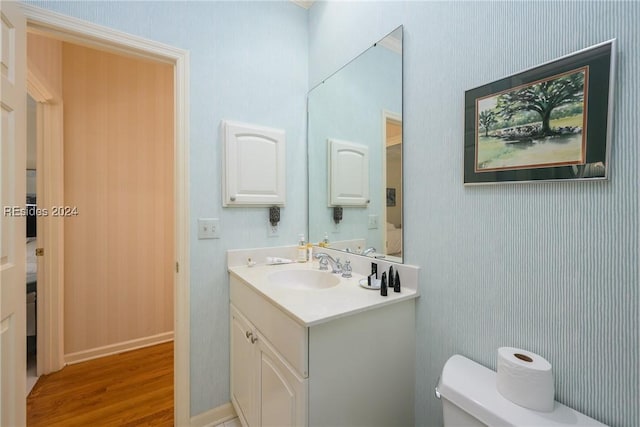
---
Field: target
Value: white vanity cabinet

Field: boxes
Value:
[230,304,307,427]
[230,274,416,427]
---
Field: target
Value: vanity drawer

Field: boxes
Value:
[230,275,309,378]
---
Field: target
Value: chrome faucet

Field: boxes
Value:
[341,260,352,278]
[362,247,377,256]
[315,253,342,274]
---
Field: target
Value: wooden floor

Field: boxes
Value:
[27,341,173,427]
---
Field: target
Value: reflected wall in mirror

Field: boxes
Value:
[308,26,403,262]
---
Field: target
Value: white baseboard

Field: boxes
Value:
[190,402,237,427]
[64,331,174,365]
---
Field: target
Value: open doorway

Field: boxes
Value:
[383,113,402,260]
[26,31,175,420]
[22,5,190,423]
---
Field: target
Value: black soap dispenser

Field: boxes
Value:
[394,270,401,293]
[380,272,388,296]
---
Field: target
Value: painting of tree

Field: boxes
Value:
[464,39,615,184]
[496,70,586,136]
[473,67,589,172]
[478,110,497,137]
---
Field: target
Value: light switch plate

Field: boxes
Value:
[268,222,279,237]
[198,218,220,239]
[367,214,378,229]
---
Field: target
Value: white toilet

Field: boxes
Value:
[436,355,607,426]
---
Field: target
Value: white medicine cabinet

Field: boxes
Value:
[222,120,286,207]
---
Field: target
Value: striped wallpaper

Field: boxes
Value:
[310,1,639,426]
[410,2,639,425]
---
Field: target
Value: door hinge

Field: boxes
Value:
[35,248,44,256]
[176,262,179,273]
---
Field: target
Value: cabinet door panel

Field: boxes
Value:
[259,337,306,427]
[222,120,286,206]
[231,306,257,427]
[328,139,369,206]
[260,354,295,426]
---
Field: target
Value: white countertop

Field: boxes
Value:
[229,260,419,327]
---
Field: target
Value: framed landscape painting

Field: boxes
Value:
[387,188,396,206]
[464,40,616,185]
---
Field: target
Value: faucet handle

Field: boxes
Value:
[341,260,352,278]
[334,258,343,274]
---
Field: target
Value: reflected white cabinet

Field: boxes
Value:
[230,305,306,427]
[328,139,369,206]
[222,120,286,207]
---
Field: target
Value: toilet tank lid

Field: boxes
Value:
[438,355,607,427]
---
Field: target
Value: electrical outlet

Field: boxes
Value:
[198,218,220,239]
[367,214,379,229]
[268,222,279,237]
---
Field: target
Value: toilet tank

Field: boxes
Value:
[437,355,607,427]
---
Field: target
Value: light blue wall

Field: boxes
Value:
[310,1,639,426]
[25,0,308,416]
[308,44,401,250]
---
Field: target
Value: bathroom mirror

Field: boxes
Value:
[308,26,403,262]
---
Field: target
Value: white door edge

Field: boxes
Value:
[2,0,27,424]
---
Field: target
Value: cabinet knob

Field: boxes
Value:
[230,196,236,202]
[245,331,258,343]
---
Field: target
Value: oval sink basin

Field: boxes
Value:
[268,269,340,290]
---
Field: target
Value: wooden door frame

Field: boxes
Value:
[21,5,191,425]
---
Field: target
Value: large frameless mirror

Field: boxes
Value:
[308,26,403,262]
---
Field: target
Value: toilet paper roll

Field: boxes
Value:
[496,347,555,412]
